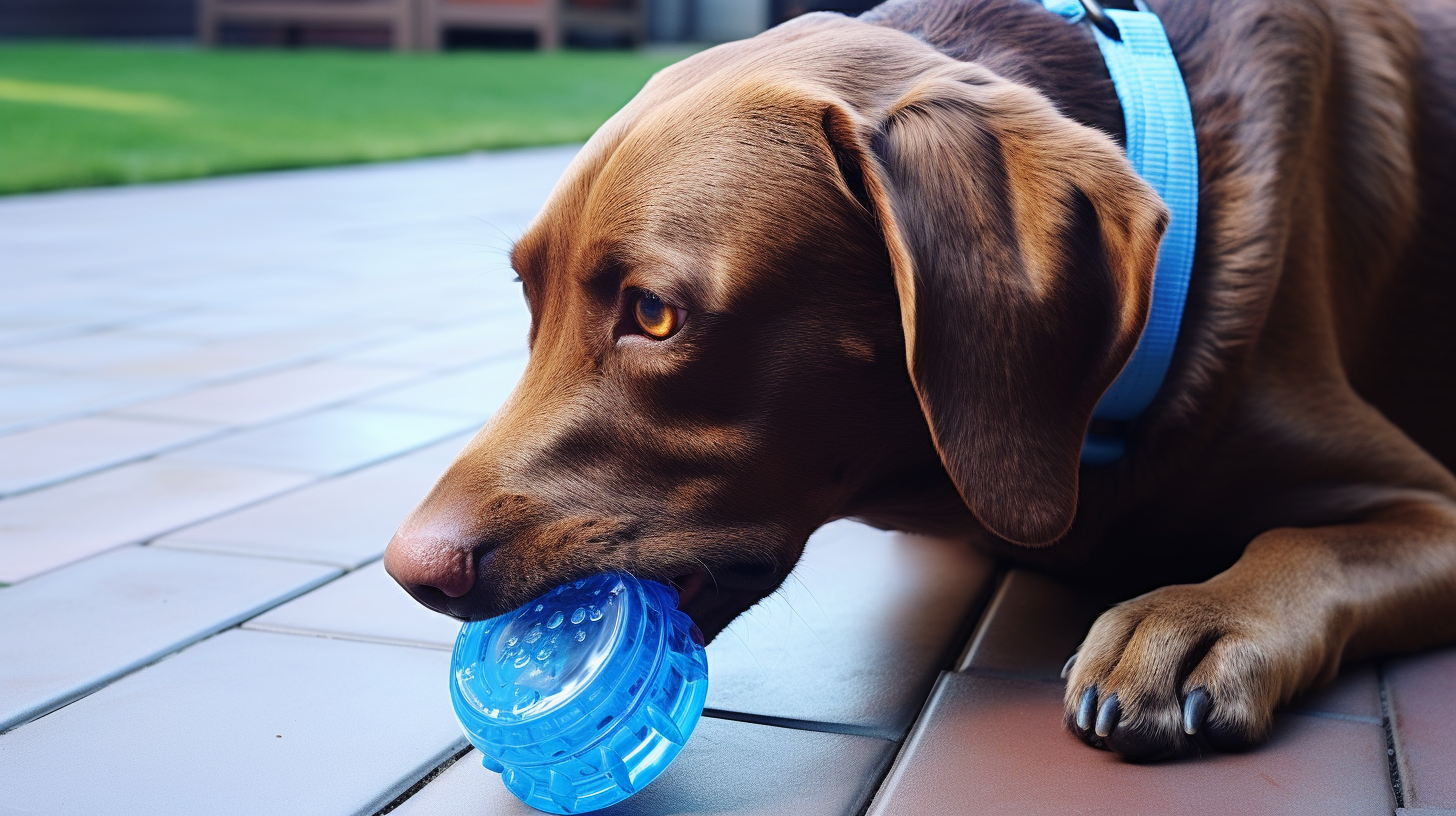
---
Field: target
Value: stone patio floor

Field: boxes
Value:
[0,147,1451,816]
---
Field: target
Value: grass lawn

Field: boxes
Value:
[0,44,692,194]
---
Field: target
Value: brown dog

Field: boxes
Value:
[384,0,1456,761]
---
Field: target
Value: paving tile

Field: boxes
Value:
[130,309,339,342]
[1288,662,1382,722]
[0,373,179,432]
[390,717,895,816]
[342,310,530,372]
[357,354,528,419]
[0,364,45,387]
[955,568,1102,680]
[96,325,387,384]
[1388,646,1456,810]
[703,520,994,739]
[245,560,461,649]
[164,405,478,475]
[0,329,198,372]
[0,629,464,816]
[0,545,338,732]
[956,569,1383,723]
[0,459,311,584]
[118,360,422,427]
[153,433,469,567]
[865,671,1394,816]
[0,414,221,496]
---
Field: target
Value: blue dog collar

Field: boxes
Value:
[1040,0,1199,466]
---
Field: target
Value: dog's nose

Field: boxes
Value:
[383,525,478,610]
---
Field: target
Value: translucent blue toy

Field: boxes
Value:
[449,572,709,814]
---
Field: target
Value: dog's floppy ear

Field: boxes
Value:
[823,65,1168,545]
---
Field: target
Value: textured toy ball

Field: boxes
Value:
[449,573,709,814]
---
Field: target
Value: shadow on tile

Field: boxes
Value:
[704,520,994,739]
[868,672,1395,816]
[390,717,895,816]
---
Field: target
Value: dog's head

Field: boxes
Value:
[384,14,1167,638]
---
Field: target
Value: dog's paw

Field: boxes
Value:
[1062,583,1295,762]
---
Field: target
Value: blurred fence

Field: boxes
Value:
[0,0,881,44]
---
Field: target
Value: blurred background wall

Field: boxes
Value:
[0,0,195,37]
[1,0,881,42]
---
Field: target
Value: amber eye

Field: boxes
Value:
[632,290,681,339]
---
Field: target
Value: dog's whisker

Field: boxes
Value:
[780,588,830,652]
[467,214,522,248]
[725,625,769,681]
[786,573,829,623]
[688,554,720,594]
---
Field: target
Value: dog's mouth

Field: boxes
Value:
[669,568,713,610]
[667,560,786,642]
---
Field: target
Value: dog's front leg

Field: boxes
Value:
[1062,497,1456,761]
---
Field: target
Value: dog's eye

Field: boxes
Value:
[631,290,682,339]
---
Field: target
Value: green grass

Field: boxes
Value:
[0,44,691,194]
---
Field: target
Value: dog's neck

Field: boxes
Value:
[862,0,1127,147]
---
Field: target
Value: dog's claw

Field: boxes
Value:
[1094,692,1121,738]
[1183,687,1212,736]
[1076,686,1098,732]
[1061,653,1077,680]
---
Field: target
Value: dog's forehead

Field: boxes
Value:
[515,100,821,308]
[511,15,948,306]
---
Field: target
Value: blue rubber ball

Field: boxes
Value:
[449,573,709,814]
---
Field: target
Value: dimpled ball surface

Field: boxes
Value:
[450,573,708,814]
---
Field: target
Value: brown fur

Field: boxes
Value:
[385,0,1456,761]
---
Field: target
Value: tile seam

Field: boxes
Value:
[243,626,457,653]
[957,665,1067,685]
[0,332,425,435]
[858,670,955,816]
[951,568,1010,673]
[148,539,373,570]
[0,423,237,500]
[0,324,522,451]
[0,466,320,586]
[1285,709,1383,726]
[0,565,341,734]
[371,744,474,816]
[0,307,515,436]
[700,708,899,741]
[1379,661,1408,809]
[240,623,453,653]
[854,563,1006,815]
[158,409,480,478]
[117,344,521,438]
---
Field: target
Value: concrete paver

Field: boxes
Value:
[0,630,463,816]
[1388,647,1456,810]
[0,545,337,732]
[866,671,1396,816]
[357,353,528,420]
[0,414,222,496]
[164,404,477,475]
[389,719,895,816]
[0,373,185,434]
[0,458,312,583]
[704,520,994,740]
[1,144,1437,814]
[342,312,531,373]
[0,329,200,373]
[153,432,469,567]
[245,560,462,650]
[119,360,423,427]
